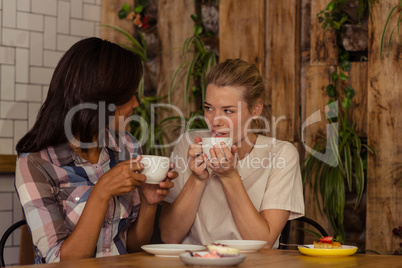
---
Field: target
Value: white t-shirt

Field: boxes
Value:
[165,131,305,248]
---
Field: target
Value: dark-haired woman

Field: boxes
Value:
[160,59,304,248]
[15,37,177,263]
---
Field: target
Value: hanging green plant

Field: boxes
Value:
[101,3,175,156]
[167,7,218,131]
[380,1,402,60]
[303,0,377,244]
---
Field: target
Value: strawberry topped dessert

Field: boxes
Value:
[193,243,239,258]
[313,236,342,249]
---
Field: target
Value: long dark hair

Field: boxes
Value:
[16,37,143,154]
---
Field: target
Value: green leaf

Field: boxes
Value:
[101,24,147,61]
[380,5,399,61]
[354,148,365,209]
[327,1,337,11]
[118,9,128,19]
[341,98,351,109]
[326,84,337,97]
[326,100,338,119]
[194,25,203,36]
[329,136,345,176]
[183,36,195,54]
[339,72,348,81]
[332,21,341,30]
[344,86,355,99]
[122,3,131,11]
[362,144,376,154]
[134,5,143,13]
[331,72,338,81]
[344,144,352,191]
[340,60,351,72]
[337,170,345,228]
[339,130,352,153]
[318,16,324,23]
[191,14,198,22]
[168,61,189,104]
[185,52,200,108]
[192,36,206,54]
[340,51,350,62]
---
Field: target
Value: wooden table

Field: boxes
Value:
[14,249,402,268]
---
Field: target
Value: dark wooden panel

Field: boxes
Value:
[348,62,368,137]
[266,0,300,142]
[303,65,334,233]
[366,0,402,254]
[219,0,265,72]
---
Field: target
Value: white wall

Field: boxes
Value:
[0,0,103,265]
[0,0,102,155]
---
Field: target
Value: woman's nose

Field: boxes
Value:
[212,115,226,126]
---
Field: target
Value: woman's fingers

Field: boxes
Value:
[167,170,178,180]
[159,180,174,189]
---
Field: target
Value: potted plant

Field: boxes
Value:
[102,2,171,155]
[166,1,219,131]
[304,0,376,244]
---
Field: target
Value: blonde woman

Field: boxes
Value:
[160,59,304,248]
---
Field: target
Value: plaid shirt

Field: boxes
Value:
[15,131,141,263]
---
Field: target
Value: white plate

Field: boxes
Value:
[180,251,246,266]
[141,244,205,257]
[213,240,267,252]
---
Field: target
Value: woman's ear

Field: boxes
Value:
[252,99,264,119]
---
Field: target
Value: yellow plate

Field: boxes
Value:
[298,245,358,257]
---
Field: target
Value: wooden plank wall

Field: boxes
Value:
[366,0,402,254]
[219,0,265,73]
[304,0,335,234]
[304,65,333,232]
[101,0,135,44]
[219,0,300,144]
[265,0,300,143]
[157,0,196,150]
[310,0,337,65]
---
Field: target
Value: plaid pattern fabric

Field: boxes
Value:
[15,131,141,263]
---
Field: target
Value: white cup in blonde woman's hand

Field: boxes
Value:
[201,137,232,160]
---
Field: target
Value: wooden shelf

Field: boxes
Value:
[0,154,17,173]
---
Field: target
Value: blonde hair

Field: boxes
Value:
[205,59,271,135]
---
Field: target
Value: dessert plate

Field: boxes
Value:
[141,244,205,257]
[180,251,246,266]
[213,240,267,252]
[298,244,358,257]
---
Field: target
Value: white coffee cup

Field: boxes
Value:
[140,155,170,184]
[201,137,233,160]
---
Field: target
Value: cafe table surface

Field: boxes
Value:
[14,249,402,268]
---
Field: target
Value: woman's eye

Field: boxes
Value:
[225,109,234,114]
[204,106,212,111]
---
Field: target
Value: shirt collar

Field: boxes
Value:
[48,129,125,166]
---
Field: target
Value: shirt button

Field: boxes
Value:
[105,248,110,253]
[107,220,111,225]
[74,196,80,202]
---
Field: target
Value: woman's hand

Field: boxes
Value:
[188,136,209,181]
[93,157,145,201]
[140,163,178,206]
[204,142,238,179]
